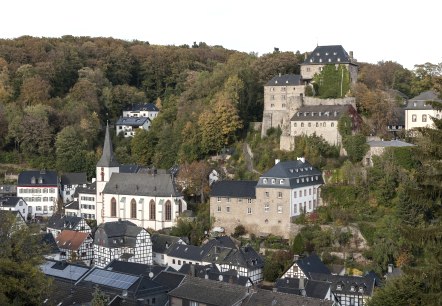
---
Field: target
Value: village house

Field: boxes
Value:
[55,230,94,266]
[364,140,415,166]
[59,172,87,204]
[151,233,186,266]
[115,103,159,137]
[93,220,152,268]
[211,158,324,238]
[64,182,97,219]
[17,169,59,218]
[405,90,442,131]
[290,104,361,145]
[275,277,335,302]
[46,213,91,239]
[96,124,187,230]
[0,196,28,219]
[123,102,159,118]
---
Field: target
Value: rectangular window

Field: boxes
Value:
[217,197,221,202]
[247,198,252,203]
[309,188,312,195]
[227,197,230,203]
[264,204,269,212]
[265,192,269,197]
[422,114,427,122]
[277,205,283,213]
[278,192,282,198]
[412,114,417,122]
[217,206,221,212]
[247,207,252,214]
[226,206,230,213]
[294,191,297,198]
[309,201,312,209]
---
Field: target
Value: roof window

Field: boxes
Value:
[337,58,341,62]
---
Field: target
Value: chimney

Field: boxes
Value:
[275,159,280,165]
[349,51,353,59]
[293,254,299,262]
[190,264,196,276]
[279,72,281,77]
[387,264,393,274]
[304,52,308,60]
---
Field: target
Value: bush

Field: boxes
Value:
[233,224,246,238]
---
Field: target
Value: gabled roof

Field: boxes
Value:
[201,236,239,252]
[242,288,334,306]
[276,277,331,299]
[125,103,159,112]
[64,200,79,211]
[210,180,257,198]
[0,196,25,207]
[168,275,247,306]
[219,246,264,269]
[102,172,181,197]
[76,182,96,195]
[291,105,355,121]
[60,173,87,186]
[56,230,90,251]
[119,164,141,173]
[310,272,375,296]
[47,213,84,230]
[18,170,58,186]
[302,45,354,66]
[97,123,119,168]
[295,254,331,277]
[409,90,442,102]
[266,74,302,86]
[40,233,60,254]
[94,220,143,248]
[105,260,166,278]
[178,263,251,286]
[41,260,90,281]
[151,233,183,253]
[257,160,323,189]
[153,270,186,291]
[0,185,17,195]
[167,243,208,261]
[116,116,150,127]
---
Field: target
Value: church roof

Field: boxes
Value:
[97,123,119,167]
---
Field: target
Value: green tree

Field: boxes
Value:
[342,133,369,163]
[368,275,422,306]
[313,64,350,98]
[292,233,305,255]
[0,213,52,304]
[91,286,109,306]
[130,129,157,166]
[55,126,88,172]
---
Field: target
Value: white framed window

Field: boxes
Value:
[279,179,284,184]
[247,198,252,203]
[217,197,221,202]
[264,204,269,212]
[277,205,283,213]
[271,179,276,184]
[263,178,268,184]
[217,206,221,212]
[247,207,252,214]
[278,192,282,198]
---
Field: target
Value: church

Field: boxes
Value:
[95,124,187,230]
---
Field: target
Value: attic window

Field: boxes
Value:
[319,58,322,63]
[295,169,299,172]
[325,52,329,55]
[328,58,331,62]
[316,176,318,180]
[296,179,299,183]
[301,178,304,183]
[316,52,320,56]
[310,59,313,63]
[306,177,309,182]
[359,287,364,293]
[350,286,356,292]
[319,112,322,117]
[263,178,268,184]
[337,58,341,62]
[279,179,284,184]
[334,52,337,55]
[271,179,276,184]
[337,284,342,291]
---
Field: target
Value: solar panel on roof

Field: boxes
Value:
[84,269,139,290]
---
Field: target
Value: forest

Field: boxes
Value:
[0,36,441,305]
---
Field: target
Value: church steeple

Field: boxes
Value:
[97,123,119,167]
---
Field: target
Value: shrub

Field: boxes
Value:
[233,224,246,238]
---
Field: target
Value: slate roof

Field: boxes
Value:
[202,236,239,251]
[18,170,58,186]
[242,288,334,306]
[168,275,247,306]
[167,243,208,261]
[295,254,331,277]
[40,233,60,254]
[125,103,159,112]
[405,90,442,110]
[210,180,257,198]
[94,220,143,248]
[302,45,354,65]
[291,105,354,121]
[105,260,166,278]
[0,185,16,195]
[388,106,406,126]
[276,277,331,299]
[64,200,79,211]
[310,272,375,296]
[102,172,181,197]
[151,233,183,254]
[97,123,119,167]
[257,160,324,189]
[178,264,251,286]
[0,196,25,207]
[116,116,150,127]
[367,140,415,148]
[76,181,96,195]
[218,246,264,269]
[56,230,90,251]
[266,74,302,86]
[119,164,141,173]
[60,173,87,186]
[153,271,186,291]
[47,213,83,230]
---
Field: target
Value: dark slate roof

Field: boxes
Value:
[153,271,186,291]
[116,116,150,127]
[102,173,181,197]
[60,173,87,186]
[125,103,159,112]
[296,254,331,277]
[367,140,414,148]
[211,246,264,269]
[202,236,239,252]
[76,182,96,195]
[166,243,208,261]
[18,170,58,186]
[151,233,183,253]
[389,106,405,126]
[242,288,334,306]
[365,270,382,287]
[178,264,251,286]
[47,213,83,230]
[168,275,247,306]
[119,164,141,173]
[0,196,24,207]
[310,272,375,297]
[40,233,60,254]
[105,260,166,278]
[0,185,17,195]
[405,90,442,110]
[276,277,331,299]
[302,45,354,65]
[210,180,257,198]
[257,160,324,189]
[291,105,354,121]
[64,200,79,211]
[266,74,302,86]
[97,123,119,167]
[94,220,143,248]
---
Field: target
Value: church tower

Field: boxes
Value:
[96,123,119,223]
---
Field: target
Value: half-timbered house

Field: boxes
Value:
[56,230,94,266]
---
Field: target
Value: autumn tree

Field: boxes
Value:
[176,160,211,203]
[55,126,88,173]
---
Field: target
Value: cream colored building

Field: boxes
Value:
[210,158,323,238]
[405,90,442,131]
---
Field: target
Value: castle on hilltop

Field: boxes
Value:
[261,45,360,150]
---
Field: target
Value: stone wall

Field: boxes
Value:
[303,96,356,108]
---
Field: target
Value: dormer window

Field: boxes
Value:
[280,179,284,184]
[316,52,320,56]
[310,59,313,63]
[358,287,364,293]
[319,112,322,117]
[319,58,322,63]
[271,179,276,184]
[350,286,356,292]
[337,284,342,291]
[328,58,331,62]
[325,52,329,56]
[296,179,299,183]
[333,52,337,55]
[263,178,268,184]
[301,178,304,183]
[337,58,341,62]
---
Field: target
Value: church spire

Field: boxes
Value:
[97,122,119,167]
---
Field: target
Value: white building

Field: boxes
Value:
[17,170,59,218]
[0,196,29,220]
[65,182,97,219]
[405,90,442,131]
[123,103,159,119]
[93,220,152,268]
[151,233,186,266]
[60,173,87,204]
[46,213,91,239]
[115,116,151,137]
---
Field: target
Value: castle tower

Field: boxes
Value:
[96,123,119,224]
